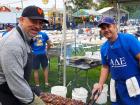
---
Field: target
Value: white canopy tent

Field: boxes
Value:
[97,7,129,18]
[0,12,17,23]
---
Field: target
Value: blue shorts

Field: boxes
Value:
[33,54,48,70]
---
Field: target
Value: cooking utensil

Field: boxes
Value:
[86,90,100,105]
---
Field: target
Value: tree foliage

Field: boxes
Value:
[96,1,112,10]
[103,0,140,3]
[66,0,97,12]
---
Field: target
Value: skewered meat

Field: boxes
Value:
[41,93,84,105]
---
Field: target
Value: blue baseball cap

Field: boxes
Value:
[98,17,116,27]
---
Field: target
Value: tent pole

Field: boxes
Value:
[63,0,67,87]
[21,0,23,9]
[117,2,120,32]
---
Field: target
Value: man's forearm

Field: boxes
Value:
[98,65,109,85]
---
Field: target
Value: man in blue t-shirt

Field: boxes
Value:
[92,17,140,105]
[31,31,52,87]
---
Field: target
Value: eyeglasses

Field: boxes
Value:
[25,17,45,27]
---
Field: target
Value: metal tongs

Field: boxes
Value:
[86,90,101,105]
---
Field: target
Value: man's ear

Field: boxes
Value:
[114,24,118,30]
[19,17,24,22]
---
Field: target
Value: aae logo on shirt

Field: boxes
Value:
[110,57,127,68]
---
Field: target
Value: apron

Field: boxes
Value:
[0,26,33,105]
[107,35,140,105]
[108,35,140,80]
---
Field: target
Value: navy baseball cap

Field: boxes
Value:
[22,6,48,23]
[98,17,116,27]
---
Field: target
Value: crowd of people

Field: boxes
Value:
[0,5,140,105]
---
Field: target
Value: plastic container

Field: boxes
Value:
[85,51,92,58]
[94,83,108,104]
[72,87,88,103]
[51,86,67,98]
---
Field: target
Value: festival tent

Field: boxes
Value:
[97,7,129,18]
[72,9,101,17]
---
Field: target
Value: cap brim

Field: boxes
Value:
[98,22,112,27]
[42,19,49,24]
[28,17,49,23]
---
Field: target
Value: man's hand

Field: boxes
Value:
[39,93,48,103]
[92,83,103,100]
[29,94,46,105]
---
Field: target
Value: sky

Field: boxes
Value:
[0,0,64,9]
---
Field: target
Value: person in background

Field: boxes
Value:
[0,5,47,105]
[85,27,92,36]
[120,29,123,33]
[31,31,52,87]
[124,29,127,34]
[92,16,140,105]
[2,23,14,37]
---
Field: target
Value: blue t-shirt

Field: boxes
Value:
[31,32,49,55]
[101,33,140,65]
